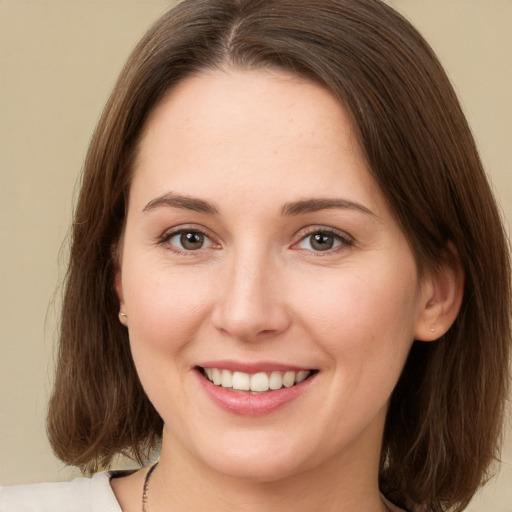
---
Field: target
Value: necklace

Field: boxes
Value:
[141,462,391,512]
[142,462,158,512]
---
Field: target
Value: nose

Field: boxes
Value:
[211,251,291,342]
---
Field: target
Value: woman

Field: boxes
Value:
[0,0,509,511]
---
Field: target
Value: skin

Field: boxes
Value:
[112,68,462,512]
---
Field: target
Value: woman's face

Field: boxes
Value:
[117,68,432,482]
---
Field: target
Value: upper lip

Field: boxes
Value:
[196,360,316,373]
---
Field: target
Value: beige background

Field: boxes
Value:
[0,1,511,510]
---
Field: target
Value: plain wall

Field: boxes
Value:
[0,1,511,510]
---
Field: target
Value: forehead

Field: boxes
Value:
[142,69,354,147]
[131,67,384,217]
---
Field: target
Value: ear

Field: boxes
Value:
[114,268,128,327]
[414,244,464,341]
[111,238,128,326]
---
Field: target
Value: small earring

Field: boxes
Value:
[119,312,128,318]
[430,327,435,333]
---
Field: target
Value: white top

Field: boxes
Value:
[0,471,122,512]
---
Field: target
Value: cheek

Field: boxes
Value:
[122,259,213,360]
[121,262,214,422]
[294,261,420,370]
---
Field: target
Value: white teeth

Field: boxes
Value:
[295,370,309,384]
[250,372,269,392]
[269,371,283,390]
[203,368,312,392]
[212,368,221,385]
[232,371,250,391]
[282,371,295,388]
[221,369,232,388]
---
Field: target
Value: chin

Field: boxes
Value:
[207,454,306,483]
[191,429,319,483]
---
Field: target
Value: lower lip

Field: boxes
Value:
[196,370,316,416]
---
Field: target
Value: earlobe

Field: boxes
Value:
[414,246,464,342]
[115,271,128,327]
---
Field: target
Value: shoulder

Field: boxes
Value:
[0,471,122,512]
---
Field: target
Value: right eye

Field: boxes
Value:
[164,229,215,252]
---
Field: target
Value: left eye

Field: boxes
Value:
[296,231,345,252]
[167,230,213,251]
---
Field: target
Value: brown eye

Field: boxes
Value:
[310,233,335,251]
[295,230,349,253]
[167,230,213,251]
[180,231,204,250]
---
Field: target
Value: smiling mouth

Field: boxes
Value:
[198,367,317,394]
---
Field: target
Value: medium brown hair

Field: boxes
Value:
[48,1,511,510]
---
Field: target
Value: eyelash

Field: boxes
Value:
[293,227,354,255]
[158,227,217,255]
[158,226,354,255]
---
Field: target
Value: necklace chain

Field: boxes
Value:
[142,462,158,512]
[141,462,391,512]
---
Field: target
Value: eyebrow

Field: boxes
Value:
[143,193,219,215]
[281,198,378,218]
[142,193,377,219]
